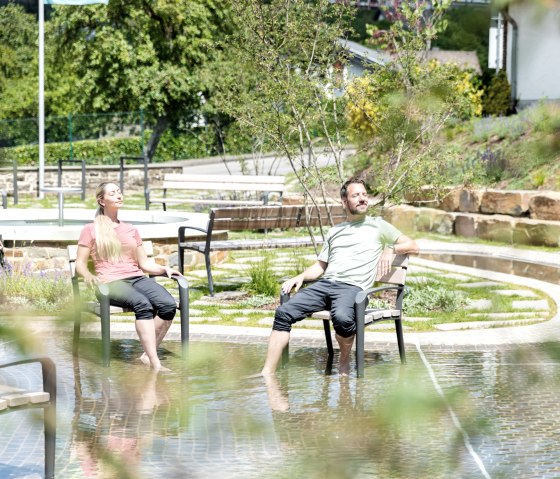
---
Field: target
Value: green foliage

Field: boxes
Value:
[346,0,485,205]
[482,70,511,116]
[0,261,71,312]
[49,1,234,160]
[404,281,468,314]
[239,294,276,308]
[217,0,353,222]
[433,5,492,83]
[0,4,38,119]
[244,254,280,297]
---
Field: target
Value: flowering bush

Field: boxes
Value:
[0,261,71,312]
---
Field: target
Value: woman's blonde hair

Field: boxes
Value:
[94,182,121,262]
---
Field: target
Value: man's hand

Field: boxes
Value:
[281,273,305,295]
[377,248,394,278]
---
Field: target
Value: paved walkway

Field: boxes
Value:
[55,239,560,351]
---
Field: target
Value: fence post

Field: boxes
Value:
[80,159,86,200]
[57,159,63,187]
[68,113,73,161]
[12,160,18,205]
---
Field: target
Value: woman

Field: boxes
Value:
[75,182,181,372]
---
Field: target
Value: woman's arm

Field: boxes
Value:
[136,245,183,277]
[75,245,99,287]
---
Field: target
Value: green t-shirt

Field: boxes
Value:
[318,216,402,290]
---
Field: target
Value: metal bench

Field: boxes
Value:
[0,356,56,479]
[178,204,347,296]
[147,173,286,210]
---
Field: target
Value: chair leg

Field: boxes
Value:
[355,301,367,378]
[72,313,81,356]
[176,277,189,356]
[323,320,334,357]
[40,358,56,479]
[395,318,407,364]
[99,294,111,367]
[205,253,214,297]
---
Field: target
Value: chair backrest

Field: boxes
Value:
[375,254,409,285]
[210,205,347,231]
[67,240,154,279]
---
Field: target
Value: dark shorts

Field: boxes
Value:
[273,279,361,338]
[98,276,177,321]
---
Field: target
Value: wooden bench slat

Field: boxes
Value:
[180,236,325,252]
[149,173,286,210]
[168,173,285,184]
[161,181,286,192]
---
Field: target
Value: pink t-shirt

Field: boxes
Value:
[78,221,144,283]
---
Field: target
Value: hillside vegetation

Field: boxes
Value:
[440,102,560,191]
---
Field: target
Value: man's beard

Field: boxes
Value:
[347,202,368,215]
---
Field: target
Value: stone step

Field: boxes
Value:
[468,312,548,318]
[435,318,548,331]
[511,299,549,310]
[456,281,501,288]
[495,289,539,297]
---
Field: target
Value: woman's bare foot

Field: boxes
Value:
[152,363,171,373]
[139,353,151,368]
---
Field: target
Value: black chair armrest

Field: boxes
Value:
[178,225,209,242]
[0,356,57,400]
[355,285,401,305]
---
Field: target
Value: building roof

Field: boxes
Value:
[338,38,389,66]
[426,49,482,74]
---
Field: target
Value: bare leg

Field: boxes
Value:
[139,316,172,368]
[135,320,170,373]
[336,333,355,376]
[261,330,290,376]
[263,374,289,412]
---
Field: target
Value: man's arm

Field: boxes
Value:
[393,235,419,255]
[377,235,419,277]
[281,260,327,294]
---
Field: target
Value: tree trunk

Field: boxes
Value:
[144,116,170,162]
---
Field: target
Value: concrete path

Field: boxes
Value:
[62,240,560,351]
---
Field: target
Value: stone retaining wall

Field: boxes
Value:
[412,187,560,221]
[394,187,560,247]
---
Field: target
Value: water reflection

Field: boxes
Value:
[72,356,175,478]
[46,340,560,479]
[419,252,560,284]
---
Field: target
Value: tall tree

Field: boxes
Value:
[345,0,482,204]
[218,0,354,239]
[0,3,38,119]
[50,0,232,160]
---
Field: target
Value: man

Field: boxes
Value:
[261,178,419,376]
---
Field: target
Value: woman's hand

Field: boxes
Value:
[84,273,100,288]
[163,266,182,278]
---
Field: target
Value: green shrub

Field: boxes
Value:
[404,282,467,314]
[0,261,71,312]
[244,254,280,297]
[482,70,511,116]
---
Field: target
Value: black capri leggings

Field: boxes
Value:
[98,276,177,321]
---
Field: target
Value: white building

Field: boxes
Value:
[493,3,560,108]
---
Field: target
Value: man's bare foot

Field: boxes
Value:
[338,355,351,376]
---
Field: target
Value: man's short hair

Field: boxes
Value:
[340,178,366,199]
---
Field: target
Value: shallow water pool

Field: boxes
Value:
[1,337,559,478]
